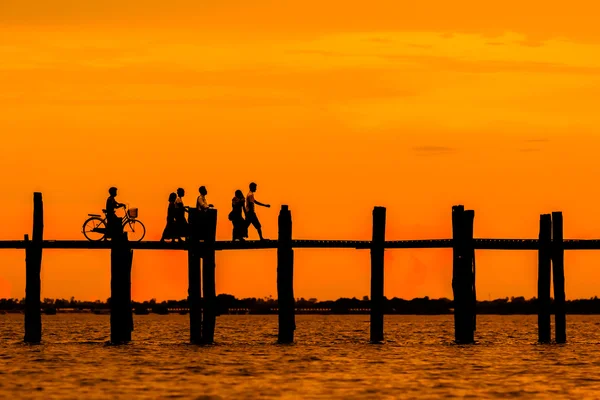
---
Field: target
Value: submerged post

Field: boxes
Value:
[277,205,295,343]
[370,206,386,343]
[201,208,218,344]
[110,232,133,344]
[552,211,566,343]
[452,205,476,344]
[24,192,43,343]
[537,214,552,343]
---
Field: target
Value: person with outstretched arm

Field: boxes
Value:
[245,182,270,240]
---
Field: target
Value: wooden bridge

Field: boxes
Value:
[0,193,583,345]
[4,238,600,250]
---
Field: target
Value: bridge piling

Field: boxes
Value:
[552,211,566,343]
[465,210,476,337]
[370,206,386,343]
[277,205,295,344]
[110,233,133,344]
[538,214,552,343]
[452,206,476,344]
[187,210,202,344]
[126,245,133,341]
[188,246,202,344]
[24,192,44,343]
[201,209,218,344]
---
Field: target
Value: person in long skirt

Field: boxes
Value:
[160,192,178,242]
[174,188,189,241]
[229,190,248,241]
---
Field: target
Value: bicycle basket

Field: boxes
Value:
[128,208,138,218]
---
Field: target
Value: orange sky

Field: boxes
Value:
[1,1,600,301]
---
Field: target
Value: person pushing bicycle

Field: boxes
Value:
[106,187,126,238]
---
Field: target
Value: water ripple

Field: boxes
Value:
[1,314,600,398]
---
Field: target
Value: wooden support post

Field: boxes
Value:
[464,210,476,338]
[552,211,566,344]
[187,208,202,344]
[24,192,43,343]
[452,205,465,343]
[452,205,475,344]
[110,233,133,344]
[125,248,133,341]
[188,244,202,344]
[537,214,552,343]
[277,205,295,343]
[370,206,386,343]
[201,209,218,344]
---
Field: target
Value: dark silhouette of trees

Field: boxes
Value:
[3,295,600,315]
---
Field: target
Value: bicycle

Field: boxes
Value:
[82,205,146,242]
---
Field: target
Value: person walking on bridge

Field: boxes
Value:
[174,188,189,241]
[106,187,125,239]
[160,192,178,242]
[229,190,248,241]
[245,182,270,240]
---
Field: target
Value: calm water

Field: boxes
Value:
[1,314,600,399]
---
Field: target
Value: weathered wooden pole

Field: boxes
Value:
[277,205,295,343]
[370,206,386,343]
[24,192,43,343]
[201,208,218,344]
[464,209,476,337]
[552,211,566,343]
[110,231,133,344]
[537,214,552,343]
[451,205,476,344]
[187,209,202,344]
[452,205,465,343]
[125,247,134,341]
[188,247,202,343]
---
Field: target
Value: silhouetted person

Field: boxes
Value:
[196,186,212,211]
[190,186,214,239]
[246,182,270,240]
[229,190,248,241]
[106,187,125,239]
[174,188,189,241]
[160,192,178,242]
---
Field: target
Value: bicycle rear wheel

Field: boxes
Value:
[123,219,146,242]
[83,217,107,241]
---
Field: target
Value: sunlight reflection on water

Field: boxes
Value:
[1,314,600,399]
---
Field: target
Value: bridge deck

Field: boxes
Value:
[1,239,600,250]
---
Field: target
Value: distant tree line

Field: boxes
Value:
[3,295,600,315]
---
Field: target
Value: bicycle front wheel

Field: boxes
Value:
[83,217,107,241]
[123,219,146,242]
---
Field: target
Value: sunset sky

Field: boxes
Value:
[1,1,600,302]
